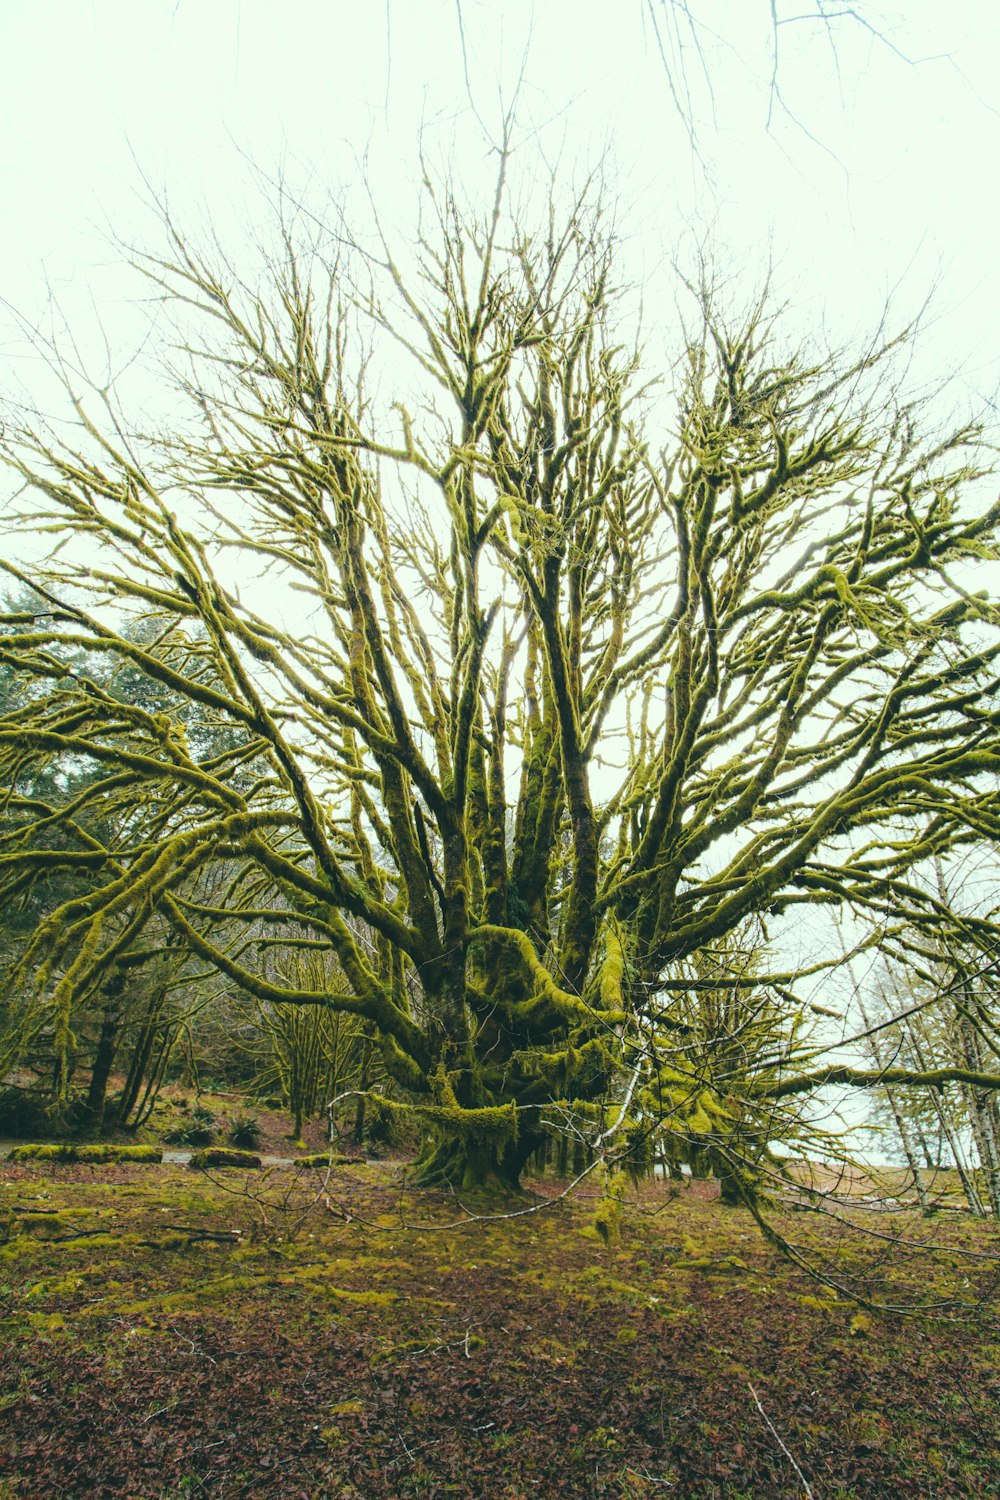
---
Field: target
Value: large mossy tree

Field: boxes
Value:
[3,165,1000,1188]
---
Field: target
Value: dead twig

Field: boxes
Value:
[162,1224,241,1243]
[748,1382,813,1499]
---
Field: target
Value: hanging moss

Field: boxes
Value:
[619,1123,655,1184]
[386,1067,521,1148]
[531,1046,583,1084]
[593,1168,627,1249]
[638,1064,732,1138]
[471,925,626,1026]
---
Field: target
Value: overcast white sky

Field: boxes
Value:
[1,0,998,417]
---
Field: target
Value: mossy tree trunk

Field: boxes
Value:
[85,1002,121,1136]
[414,1126,545,1194]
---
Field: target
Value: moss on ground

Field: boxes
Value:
[1,1160,998,1498]
[9,1144,162,1164]
[187,1148,262,1170]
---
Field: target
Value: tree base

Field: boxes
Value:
[413,1133,537,1194]
[717,1166,765,1210]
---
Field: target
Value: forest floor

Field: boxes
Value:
[1,1150,999,1499]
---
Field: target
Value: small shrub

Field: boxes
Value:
[190,1103,218,1138]
[164,1103,218,1146]
[0,1088,50,1139]
[0,1089,95,1140]
[364,1096,400,1146]
[228,1112,262,1150]
[189,1147,262,1170]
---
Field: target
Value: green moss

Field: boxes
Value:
[369,1335,433,1366]
[529,1335,581,1365]
[27,1312,66,1335]
[274,1264,396,1304]
[599,926,626,1009]
[120,1274,261,1317]
[798,1293,840,1313]
[593,1199,621,1248]
[8,1143,163,1164]
[593,1168,626,1249]
[424,1066,520,1144]
[564,1267,658,1308]
[188,1148,262,1170]
[296,1153,361,1168]
[141,1231,192,1251]
[26,1272,88,1301]
[4,1210,71,1242]
[1,1237,44,1259]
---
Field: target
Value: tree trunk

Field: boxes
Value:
[972,1093,1000,1220]
[905,1023,986,1217]
[352,1036,373,1145]
[414,1126,544,1193]
[128,1027,175,1131]
[857,994,932,1213]
[958,1017,1000,1219]
[85,1005,121,1135]
[115,989,166,1127]
[885,1088,932,1214]
[914,1122,938,1171]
